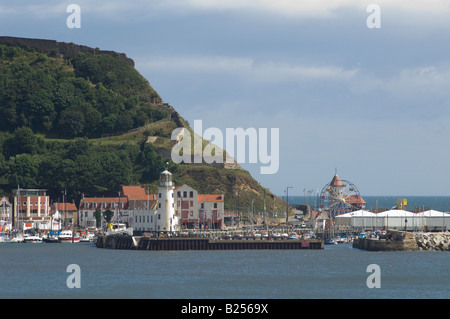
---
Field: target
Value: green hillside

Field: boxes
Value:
[0,37,286,213]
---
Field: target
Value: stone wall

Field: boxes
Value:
[0,36,134,66]
[353,231,418,251]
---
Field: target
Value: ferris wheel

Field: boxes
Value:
[319,174,362,218]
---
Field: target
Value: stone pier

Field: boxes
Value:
[95,235,324,250]
[353,230,418,251]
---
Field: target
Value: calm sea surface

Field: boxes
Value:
[0,242,448,299]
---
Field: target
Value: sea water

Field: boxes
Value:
[0,242,448,299]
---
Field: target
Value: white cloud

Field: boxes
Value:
[136,55,253,73]
[173,0,450,16]
[136,55,358,84]
[384,66,450,97]
[251,61,358,83]
[3,0,450,24]
[349,64,450,102]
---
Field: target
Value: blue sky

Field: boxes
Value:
[2,1,450,196]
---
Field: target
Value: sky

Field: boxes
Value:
[2,0,450,197]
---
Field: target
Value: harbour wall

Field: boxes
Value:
[95,235,324,250]
[353,231,450,251]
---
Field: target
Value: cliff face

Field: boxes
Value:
[0,36,134,66]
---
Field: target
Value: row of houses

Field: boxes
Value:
[1,180,225,233]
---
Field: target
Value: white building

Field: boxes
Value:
[174,184,224,229]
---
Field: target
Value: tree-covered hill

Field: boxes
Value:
[0,43,164,138]
[0,37,286,213]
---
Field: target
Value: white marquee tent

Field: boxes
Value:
[334,209,450,231]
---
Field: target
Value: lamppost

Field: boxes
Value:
[285,186,293,232]
[235,190,239,228]
[263,188,269,230]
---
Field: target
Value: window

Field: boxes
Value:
[159,193,161,198]
[177,191,181,197]
[111,203,115,209]
[201,203,204,209]
[84,202,89,209]
[119,203,123,209]
[214,203,218,209]
[101,203,106,209]
[158,214,160,220]
[189,191,193,198]
[93,203,97,208]
[183,191,187,198]
[158,203,161,208]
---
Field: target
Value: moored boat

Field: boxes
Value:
[23,234,43,243]
[80,233,94,242]
[58,230,80,243]
[43,235,59,243]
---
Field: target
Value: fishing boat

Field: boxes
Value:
[58,230,80,243]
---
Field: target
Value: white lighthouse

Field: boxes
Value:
[157,168,178,233]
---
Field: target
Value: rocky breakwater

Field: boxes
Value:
[415,232,450,251]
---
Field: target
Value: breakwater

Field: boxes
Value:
[416,232,450,251]
[95,235,324,250]
[353,231,450,251]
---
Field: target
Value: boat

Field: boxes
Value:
[58,230,80,243]
[8,235,24,243]
[23,234,43,243]
[324,238,337,245]
[105,223,133,236]
[43,235,59,243]
[80,233,94,242]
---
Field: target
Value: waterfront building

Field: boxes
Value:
[10,188,50,230]
[50,202,78,227]
[78,171,224,232]
[0,196,11,221]
[174,184,224,229]
[124,185,158,233]
[131,200,158,234]
[78,196,128,229]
